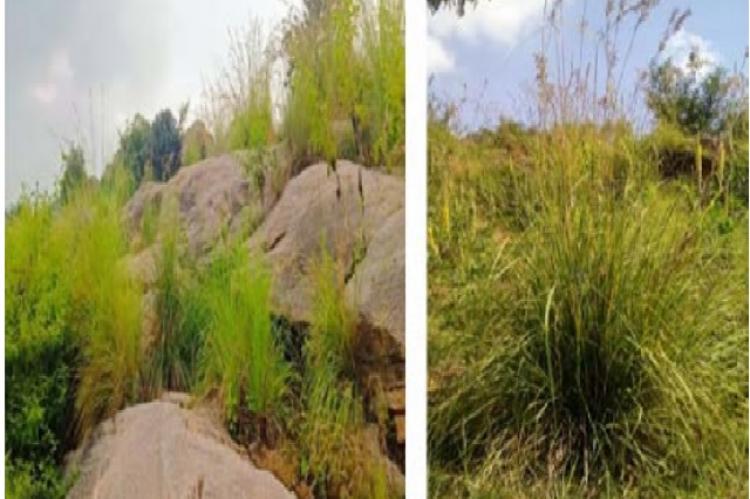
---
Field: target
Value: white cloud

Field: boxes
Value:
[29,48,74,105]
[429,0,546,46]
[49,49,74,80]
[31,81,58,104]
[427,34,455,74]
[662,29,720,78]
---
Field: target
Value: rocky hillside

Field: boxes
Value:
[66,153,405,497]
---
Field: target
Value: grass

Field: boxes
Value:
[428,1,747,495]
[141,198,205,396]
[62,183,142,438]
[6,2,405,495]
[5,166,141,496]
[307,243,358,378]
[428,121,748,497]
[6,192,76,498]
[200,18,274,155]
[200,0,404,176]
[282,0,404,172]
[5,170,399,497]
[298,244,392,498]
[196,238,290,437]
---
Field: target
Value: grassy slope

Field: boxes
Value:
[428,121,748,498]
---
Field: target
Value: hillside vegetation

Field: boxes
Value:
[6,1,404,498]
[428,2,748,497]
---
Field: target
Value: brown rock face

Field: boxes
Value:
[247,160,404,349]
[117,157,405,486]
[124,153,258,257]
[248,160,405,469]
[66,395,295,499]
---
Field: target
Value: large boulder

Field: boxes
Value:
[124,153,259,257]
[66,394,295,499]
[247,160,405,453]
[247,160,404,350]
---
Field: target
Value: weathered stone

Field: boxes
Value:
[124,153,259,257]
[66,394,295,499]
[248,160,404,348]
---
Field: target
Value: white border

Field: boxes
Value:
[2,0,7,489]
[405,1,427,498]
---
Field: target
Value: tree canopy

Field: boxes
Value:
[149,109,182,181]
[59,143,87,203]
[118,114,151,185]
[646,54,745,137]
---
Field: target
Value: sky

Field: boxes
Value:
[428,0,749,130]
[6,0,294,206]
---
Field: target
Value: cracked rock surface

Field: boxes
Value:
[248,160,404,349]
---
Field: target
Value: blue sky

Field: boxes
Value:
[428,0,749,130]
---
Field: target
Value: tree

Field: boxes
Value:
[646,54,737,136]
[150,109,182,181]
[59,143,86,203]
[427,0,475,15]
[118,114,151,185]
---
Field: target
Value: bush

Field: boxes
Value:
[6,193,76,497]
[6,173,141,493]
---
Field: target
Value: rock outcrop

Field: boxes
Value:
[247,161,405,449]
[66,394,295,499]
[124,153,259,258]
[247,160,404,350]
[118,156,406,487]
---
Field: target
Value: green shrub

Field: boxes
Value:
[6,174,142,493]
[5,460,71,499]
[5,193,76,497]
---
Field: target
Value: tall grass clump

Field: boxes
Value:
[142,198,204,395]
[62,184,142,437]
[359,0,405,168]
[429,2,746,495]
[306,245,358,376]
[197,240,290,439]
[201,18,275,154]
[299,245,391,498]
[283,0,404,171]
[429,129,748,496]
